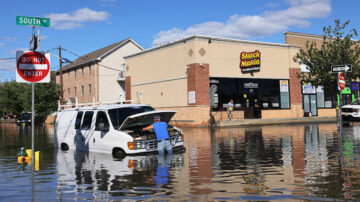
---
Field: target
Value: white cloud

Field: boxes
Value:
[39,35,48,40]
[46,8,111,30]
[0,59,15,72]
[153,0,331,46]
[10,48,28,55]
[0,43,4,48]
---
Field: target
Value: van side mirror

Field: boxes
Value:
[96,122,109,131]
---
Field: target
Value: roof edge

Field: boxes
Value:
[284,31,323,40]
[125,35,300,59]
[98,38,144,61]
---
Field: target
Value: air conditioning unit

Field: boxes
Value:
[117,71,125,81]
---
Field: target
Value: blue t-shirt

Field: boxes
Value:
[153,122,170,140]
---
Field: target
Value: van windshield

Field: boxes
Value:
[108,106,154,130]
[20,113,31,120]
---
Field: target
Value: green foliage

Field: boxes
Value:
[0,81,27,115]
[0,80,59,123]
[294,19,360,91]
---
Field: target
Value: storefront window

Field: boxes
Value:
[316,86,325,108]
[212,77,289,110]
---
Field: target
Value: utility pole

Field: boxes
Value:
[59,44,64,105]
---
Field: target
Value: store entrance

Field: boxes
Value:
[244,94,261,119]
[303,94,317,116]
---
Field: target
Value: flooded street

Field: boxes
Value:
[0,123,360,201]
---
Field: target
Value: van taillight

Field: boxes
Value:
[128,142,134,150]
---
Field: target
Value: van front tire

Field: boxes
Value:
[61,143,69,151]
[113,148,126,159]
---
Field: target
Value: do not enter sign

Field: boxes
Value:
[16,51,50,83]
[338,72,345,91]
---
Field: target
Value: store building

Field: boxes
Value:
[124,35,335,126]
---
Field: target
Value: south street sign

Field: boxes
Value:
[331,64,352,73]
[16,16,50,27]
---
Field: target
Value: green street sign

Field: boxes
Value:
[16,16,50,27]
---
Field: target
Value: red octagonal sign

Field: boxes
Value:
[16,51,50,83]
[338,72,345,91]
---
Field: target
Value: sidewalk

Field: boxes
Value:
[216,116,337,127]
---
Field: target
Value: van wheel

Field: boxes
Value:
[61,143,69,151]
[113,148,126,159]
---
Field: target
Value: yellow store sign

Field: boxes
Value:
[240,50,261,73]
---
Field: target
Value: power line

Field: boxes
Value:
[0,57,15,60]
[0,47,59,61]
[61,48,121,72]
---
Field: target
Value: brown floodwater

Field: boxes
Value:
[0,123,359,201]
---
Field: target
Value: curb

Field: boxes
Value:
[216,117,336,127]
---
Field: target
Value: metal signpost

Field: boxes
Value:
[338,72,345,127]
[16,16,50,170]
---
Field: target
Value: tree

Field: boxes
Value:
[0,81,27,115]
[294,20,360,91]
[21,81,60,123]
[0,80,59,123]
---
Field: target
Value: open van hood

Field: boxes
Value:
[119,110,176,130]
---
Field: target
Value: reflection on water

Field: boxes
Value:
[2,123,360,200]
[56,149,184,200]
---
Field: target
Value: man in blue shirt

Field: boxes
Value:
[143,115,172,155]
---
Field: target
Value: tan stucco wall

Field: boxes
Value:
[285,33,323,49]
[126,41,197,85]
[132,78,188,107]
[99,42,142,103]
[157,106,210,127]
[126,37,300,108]
[192,38,300,79]
[318,108,336,117]
[262,104,303,119]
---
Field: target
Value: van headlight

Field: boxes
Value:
[134,141,146,149]
[177,135,183,142]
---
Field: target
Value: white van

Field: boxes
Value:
[54,104,185,157]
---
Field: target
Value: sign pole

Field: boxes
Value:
[31,26,36,169]
[339,89,342,127]
[16,16,50,171]
[31,83,35,168]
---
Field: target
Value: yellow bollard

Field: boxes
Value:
[35,151,40,163]
[35,151,40,170]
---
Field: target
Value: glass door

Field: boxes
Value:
[310,94,317,116]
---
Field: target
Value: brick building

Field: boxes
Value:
[56,39,143,106]
[123,35,337,126]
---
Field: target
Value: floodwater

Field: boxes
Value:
[0,123,360,201]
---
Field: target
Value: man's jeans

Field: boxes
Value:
[158,140,172,155]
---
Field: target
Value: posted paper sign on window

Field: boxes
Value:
[280,80,289,92]
[188,91,196,104]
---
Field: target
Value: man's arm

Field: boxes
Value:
[142,124,153,131]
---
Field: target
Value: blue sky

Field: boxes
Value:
[0,0,359,81]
